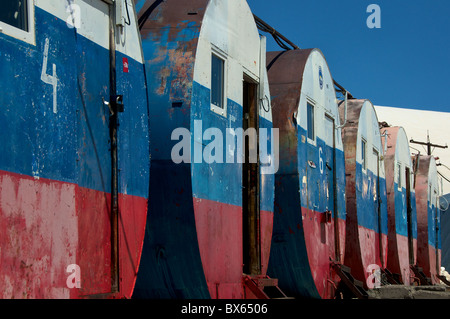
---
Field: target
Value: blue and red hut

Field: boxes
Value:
[339,99,388,289]
[381,126,418,285]
[0,1,149,298]
[266,48,347,299]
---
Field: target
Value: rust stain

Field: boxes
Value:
[156,67,171,96]
[168,48,194,102]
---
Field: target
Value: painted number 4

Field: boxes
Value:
[41,38,58,114]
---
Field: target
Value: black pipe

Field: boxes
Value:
[108,4,120,294]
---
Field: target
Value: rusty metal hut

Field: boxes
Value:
[133,0,277,299]
[266,49,347,299]
[339,99,389,289]
[381,126,418,285]
[414,155,442,284]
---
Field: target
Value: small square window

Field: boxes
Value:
[0,0,28,32]
[397,162,402,189]
[307,102,315,141]
[211,53,224,109]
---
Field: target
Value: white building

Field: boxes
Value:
[374,106,450,196]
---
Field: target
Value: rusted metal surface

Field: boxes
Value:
[134,0,276,299]
[139,0,206,42]
[253,15,354,99]
[266,50,312,175]
[0,2,149,298]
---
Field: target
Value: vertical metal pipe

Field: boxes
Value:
[332,118,340,262]
[376,151,384,267]
[108,3,120,294]
[406,167,414,265]
[243,78,261,276]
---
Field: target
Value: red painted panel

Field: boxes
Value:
[72,191,147,298]
[0,171,147,299]
[0,171,78,298]
[193,198,273,299]
[355,226,388,286]
[302,207,345,299]
[389,235,417,285]
[117,193,148,298]
[193,198,242,298]
[75,187,112,296]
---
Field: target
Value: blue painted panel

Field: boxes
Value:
[441,194,450,270]
[354,162,388,234]
[393,183,418,239]
[428,203,441,249]
[191,82,274,212]
[297,126,346,221]
[143,26,200,162]
[412,192,418,239]
[0,7,149,198]
[380,177,389,235]
[268,122,346,299]
[428,204,435,247]
[0,9,78,184]
[116,50,150,198]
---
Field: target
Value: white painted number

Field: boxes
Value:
[41,38,58,114]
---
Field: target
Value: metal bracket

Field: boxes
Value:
[102,97,113,115]
[103,95,124,115]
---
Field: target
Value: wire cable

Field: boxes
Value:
[138,0,164,30]
[253,14,298,51]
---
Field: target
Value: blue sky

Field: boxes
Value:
[247,0,450,113]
